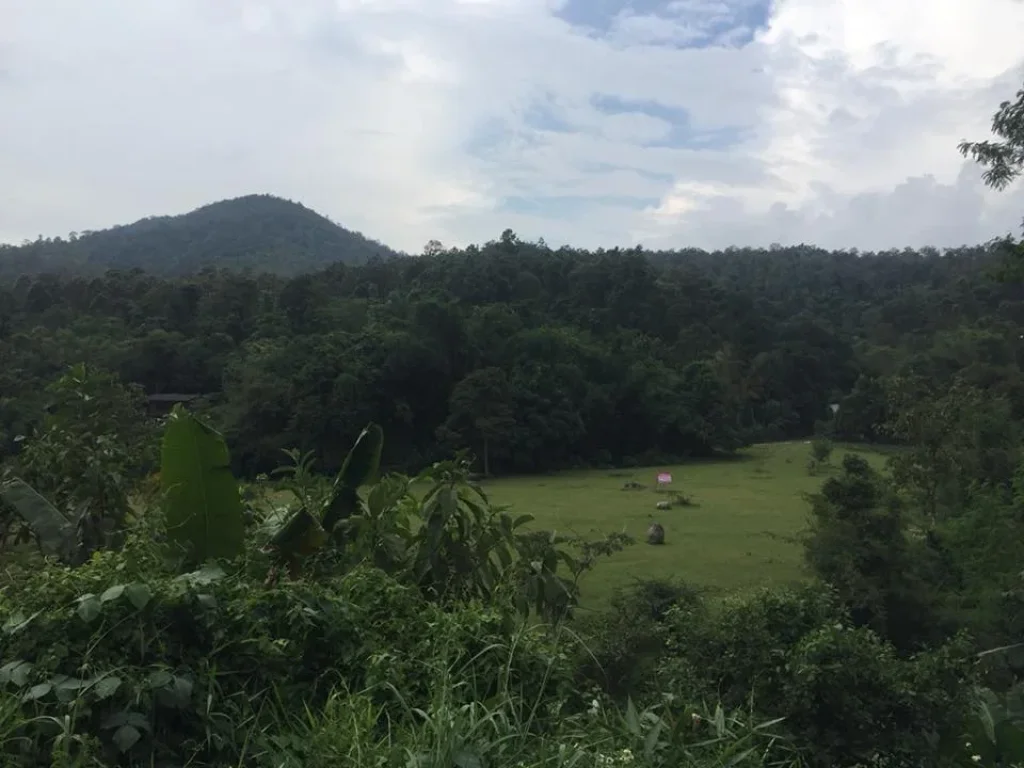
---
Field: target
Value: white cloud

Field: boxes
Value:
[0,0,1022,254]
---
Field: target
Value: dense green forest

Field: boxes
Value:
[0,194,400,278]
[2,229,1022,477]
[1,82,1024,766]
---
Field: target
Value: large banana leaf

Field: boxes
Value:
[160,406,244,564]
[0,477,75,557]
[322,423,383,534]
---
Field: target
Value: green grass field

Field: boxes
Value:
[478,441,890,609]
[260,440,890,610]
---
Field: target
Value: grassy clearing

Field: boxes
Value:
[479,441,889,610]
[258,441,890,610]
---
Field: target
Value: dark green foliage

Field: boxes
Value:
[964,684,1024,766]
[576,578,704,697]
[0,549,571,765]
[3,233,1024,478]
[581,580,975,767]
[513,529,635,624]
[668,586,973,767]
[959,83,1024,192]
[321,422,383,536]
[0,194,400,277]
[4,364,156,559]
[804,455,945,650]
[408,458,526,606]
[809,438,833,465]
[0,476,75,558]
[884,376,1020,521]
[0,357,1007,768]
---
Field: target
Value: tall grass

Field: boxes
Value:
[266,634,803,768]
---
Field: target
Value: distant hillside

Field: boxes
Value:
[0,194,402,277]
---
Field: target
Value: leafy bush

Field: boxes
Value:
[807,438,833,476]
[576,578,704,698]
[654,584,975,767]
[3,364,157,561]
[0,541,574,765]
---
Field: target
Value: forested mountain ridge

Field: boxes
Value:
[0,194,402,277]
[2,230,1021,477]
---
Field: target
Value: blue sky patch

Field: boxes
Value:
[522,94,576,133]
[591,93,748,150]
[555,0,774,49]
[576,160,675,183]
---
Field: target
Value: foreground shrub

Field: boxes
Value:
[660,584,974,767]
[0,546,573,765]
[579,580,976,767]
[575,578,704,697]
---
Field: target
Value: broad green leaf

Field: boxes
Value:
[2,611,40,635]
[94,675,122,700]
[124,583,151,610]
[146,670,173,689]
[322,423,383,533]
[22,683,52,702]
[54,676,88,703]
[160,406,244,564]
[338,423,384,489]
[156,676,193,709]
[77,595,101,624]
[0,477,74,556]
[101,710,149,730]
[112,724,141,753]
[0,660,33,687]
[100,585,125,603]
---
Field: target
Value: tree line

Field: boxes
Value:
[2,233,1023,477]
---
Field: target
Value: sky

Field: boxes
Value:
[2,0,1024,255]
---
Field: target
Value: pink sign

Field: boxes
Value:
[657,472,672,484]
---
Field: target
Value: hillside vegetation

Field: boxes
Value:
[0,194,400,277]
[2,228,1021,480]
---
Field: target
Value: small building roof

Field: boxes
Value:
[145,393,211,402]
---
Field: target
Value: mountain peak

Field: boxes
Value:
[0,194,402,277]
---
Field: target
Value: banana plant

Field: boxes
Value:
[263,423,384,578]
[322,423,384,538]
[0,474,79,562]
[160,406,245,565]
